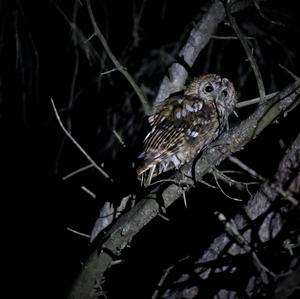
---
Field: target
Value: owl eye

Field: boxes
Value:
[222,90,228,97]
[204,85,214,93]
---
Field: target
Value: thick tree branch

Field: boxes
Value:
[154,0,225,104]
[162,129,300,299]
[154,0,262,104]
[197,131,300,268]
[67,78,300,299]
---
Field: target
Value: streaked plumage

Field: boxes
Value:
[137,74,237,186]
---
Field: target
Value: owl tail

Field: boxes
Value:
[136,152,160,187]
[139,165,156,187]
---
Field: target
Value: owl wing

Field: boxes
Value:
[137,98,186,176]
[137,94,213,185]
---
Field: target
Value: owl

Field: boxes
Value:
[137,74,237,186]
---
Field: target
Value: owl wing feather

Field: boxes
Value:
[137,95,211,183]
[137,97,185,175]
[136,74,237,186]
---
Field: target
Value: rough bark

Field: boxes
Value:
[67,77,300,299]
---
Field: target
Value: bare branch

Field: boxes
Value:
[278,64,299,81]
[163,132,300,298]
[211,35,255,40]
[67,79,300,299]
[155,0,226,103]
[86,0,150,114]
[212,168,243,201]
[81,186,96,199]
[112,129,126,148]
[62,164,94,180]
[154,0,260,104]
[196,131,300,273]
[236,92,279,108]
[224,1,266,99]
[67,227,90,239]
[228,156,265,181]
[51,98,112,181]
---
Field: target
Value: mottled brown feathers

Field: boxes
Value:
[137,74,237,186]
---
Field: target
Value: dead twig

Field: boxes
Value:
[224,1,266,100]
[81,186,96,199]
[51,98,112,181]
[278,64,298,81]
[112,129,126,148]
[154,0,264,104]
[62,164,94,180]
[67,227,90,239]
[216,212,277,281]
[212,168,243,201]
[228,156,266,181]
[86,0,150,114]
[236,92,279,108]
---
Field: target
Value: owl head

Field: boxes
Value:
[185,74,237,114]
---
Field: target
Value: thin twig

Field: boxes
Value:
[229,155,298,205]
[53,2,101,62]
[236,92,278,108]
[151,256,189,299]
[254,0,286,27]
[67,227,90,238]
[151,265,174,299]
[224,1,266,99]
[84,32,96,43]
[211,35,255,40]
[278,64,298,81]
[182,189,188,208]
[228,156,265,181]
[100,67,123,76]
[213,167,259,193]
[86,0,150,114]
[131,0,147,48]
[212,169,242,201]
[216,212,277,280]
[51,98,112,181]
[81,185,96,199]
[112,129,126,147]
[62,164,94,180]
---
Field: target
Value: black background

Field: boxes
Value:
[1,0,300,298]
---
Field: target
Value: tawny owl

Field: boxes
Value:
[137,74,237,186]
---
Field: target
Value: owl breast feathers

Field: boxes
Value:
[137,74,237,186]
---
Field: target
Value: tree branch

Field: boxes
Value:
[154,0,262,104]
[224,1,266,99]
[197,131,300,269]
[154,0,225,104]
[162,133,300,298]
[86,0,150,114]
[67,78,300,299]
[51,98,112,181]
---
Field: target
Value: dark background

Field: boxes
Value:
[1,0,300,298]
